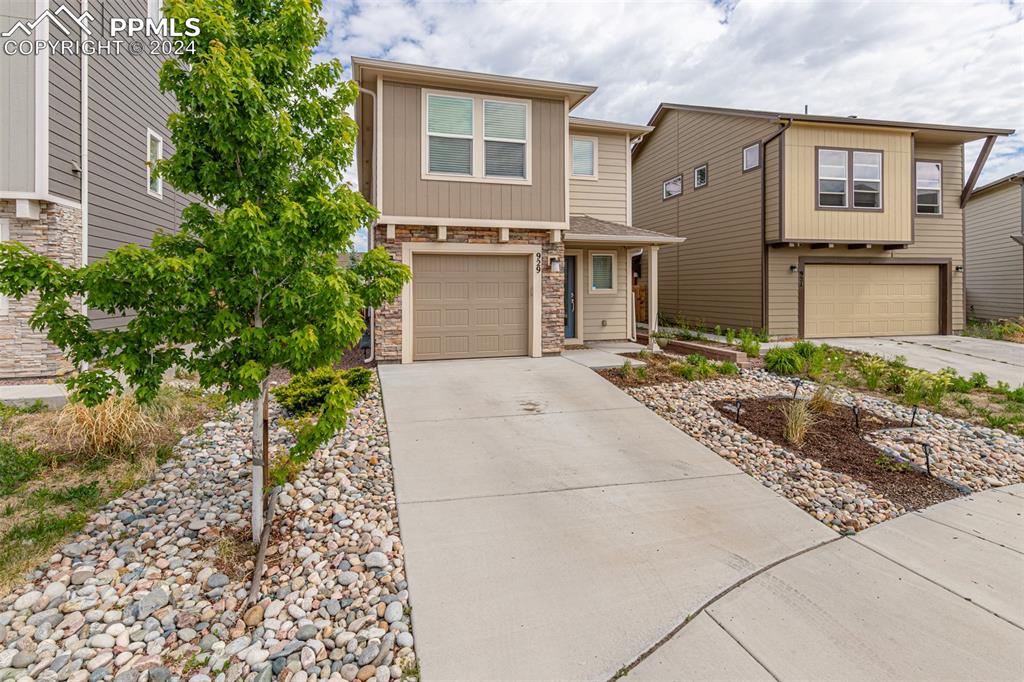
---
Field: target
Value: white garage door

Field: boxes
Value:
[804,264,940,338]
[412,254,530,360]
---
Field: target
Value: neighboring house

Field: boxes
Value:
[631,104,1014,339]
[352,57,681,363]
[965,171,1024,320]
[0,0,188,379]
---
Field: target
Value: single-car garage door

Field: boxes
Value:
[804,264,940,338]
[412,254,529,360]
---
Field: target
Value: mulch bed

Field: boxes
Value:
[268,346,373,387]
[713,397,960,510]
[596,352,712,389]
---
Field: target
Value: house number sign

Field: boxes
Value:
[535,253,543,273]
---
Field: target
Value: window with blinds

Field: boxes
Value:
[427,94,474,175]
[571,137,596,177]
[591,253,615,291]
[484,100,527,178]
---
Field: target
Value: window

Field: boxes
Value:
[916,161,942,215]
[694,164,708,189]
[427,94,474,176]
[590,253,616,292]
[147,0,162,22]
[0,219,8,316]
[852,151,882,209]
[663,175,682,199]
[817,148,848,208]
[743,144,760,171]
[571,136,596,178]
[146,129,163,198]
[483,100,527,178]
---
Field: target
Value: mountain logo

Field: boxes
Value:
[2,5,94,38]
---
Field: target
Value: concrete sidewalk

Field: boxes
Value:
[0,382,67,409]
[628,487,1024,681]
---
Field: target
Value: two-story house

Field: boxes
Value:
[1,0,188,379]
[631,104,1013,338]
[352,57,682,363]
[964,171,1024,321]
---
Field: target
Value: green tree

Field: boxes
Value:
[0,0,409,542]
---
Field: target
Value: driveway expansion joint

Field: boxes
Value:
[909,510,1024,556]
[705,610,782,682]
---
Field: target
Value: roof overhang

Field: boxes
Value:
[351,56,597,109]
[564,233,687,246]
[569,116,654,138]
[969,171,1024,199]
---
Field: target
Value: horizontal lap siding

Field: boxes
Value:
[569,130,627,223]
[965,183,1023,320]
[0,1,35,191]
[381,81,564,223]
[48,0,82,202]
[573,244,628,340]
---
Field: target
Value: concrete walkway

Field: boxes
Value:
[379,357,834,681]
[628,486,1024,681]
[0,382,67,408]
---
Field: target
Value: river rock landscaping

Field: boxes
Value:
[0,374,416,682]
[626,369,1024,533]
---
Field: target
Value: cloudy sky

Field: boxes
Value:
[319,0,1024,250]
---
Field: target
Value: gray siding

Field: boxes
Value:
[965,183,1024,320]
[0,0,36,192]
[49,0,82,202]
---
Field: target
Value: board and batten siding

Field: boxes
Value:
[87,0,188,329]
[48,0,82,203]
[631,109,778,329]
[569,245,629,341]
[965,182,1024,320]
[569,130,628,223]
[767,140,967,336]
[782,123,913,243]
[0,0,36,192]
[380,80,565,224]
[764,135,780,242]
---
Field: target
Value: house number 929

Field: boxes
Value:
[535,253,542,273]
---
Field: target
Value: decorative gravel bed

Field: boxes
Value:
[627,370,1024,533]
[0,375,416,682]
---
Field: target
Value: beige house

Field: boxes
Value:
[632,104,1014,339]
[352,57,681,362]
[965,171,1024,320]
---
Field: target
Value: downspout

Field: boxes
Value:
[760,119,791,333]
[358,85,377,363]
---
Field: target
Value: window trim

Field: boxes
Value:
[421,88,532,186]
[662,174,682,200]
[146,128,163,199]
[570,135,599,180]
[0,218,8,316]
[914,159,943,216]
[482,98,529,180]
[742,143,760,172]
[814,146,884,212]
[589,251,617,294]
[693,163,708,190]
[147,0,162,23]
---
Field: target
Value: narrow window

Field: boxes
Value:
[817,148,848,207]
[742,144,760,171]
[591,253,615,292]
[571,136,596,178]
[426,94,474,175]
[662,175,682,199]
[146,129,163,198]
[916,161,942,215]
[147,0,162,23]
[483,100,527,178]
[852,151,882,208]
[694,164,708,189]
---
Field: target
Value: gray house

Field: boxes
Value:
[0,0,188,379]
[965,171,1024,320]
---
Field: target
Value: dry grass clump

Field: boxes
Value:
[808,384,837,415]
[56,394,157,460]
[780,399,817,446]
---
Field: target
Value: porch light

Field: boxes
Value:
[549,256,562,273]
[789,265,798,273]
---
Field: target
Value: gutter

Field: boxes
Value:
[358,85,378,364]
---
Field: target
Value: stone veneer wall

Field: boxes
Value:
[0,200,82,379]
[373,225,565,362]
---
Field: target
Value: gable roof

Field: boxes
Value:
[569,116,653,137]
[567,215,686,244]
[969,170,1024,199]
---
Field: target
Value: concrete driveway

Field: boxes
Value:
[379,357,834,681]
[818,335,1024,386]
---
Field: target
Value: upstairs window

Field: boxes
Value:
[146,129,163,198]
[694,164,708,189]
[571,136,596,178]
[743,144,760,171]
[663,175,682,199]
[852,151,882,209]
[916,161,942,215]
[484,100,527,178]
[817,149,848,208]
[427,94,474,176]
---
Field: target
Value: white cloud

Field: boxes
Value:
[325,0,1023,195]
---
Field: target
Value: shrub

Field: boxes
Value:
[619,360,635,380]
[685,354,706,365]
[717,361,740,375]
[57,394,156,460]
[714,325,722,337]
[792,341,818,359]
[969,372,989,389]
[682,354,717,379]
[764,347,805,375]
[737,329,761,357]
[669,362,698,380]
[635,366,649,381]
[883,366,909,394]
[272,367,373,416]
[725,329,735,345]
[901,370,930,406]
[925,371,953,408]
[779,400,816,446]
[343,367,374,398]
[805,347,829,379]
[636,349,652,361]
[855,356,887,391]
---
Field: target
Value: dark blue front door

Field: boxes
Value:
[564,255,577,338]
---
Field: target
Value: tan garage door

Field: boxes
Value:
[412,254,530,360]
[804,264,940,338]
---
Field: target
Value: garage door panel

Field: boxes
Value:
[804,264,939,339]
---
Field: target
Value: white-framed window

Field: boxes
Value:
[422,89,531,184]
[0,219,8,316]
[694,164,708,189]
[742,144,760,171]
[571,135,597,179]
[915,160,942,215]
[590,252,616,293]
[662,175,682,200]
[147,0,162,23]
[852,151,882,209]
[817,148,848,208]
[146,128,163,198]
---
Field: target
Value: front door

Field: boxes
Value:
[564,255,577,339]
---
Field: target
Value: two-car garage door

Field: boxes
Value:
[412,254,530,361]
[804,264,940,338]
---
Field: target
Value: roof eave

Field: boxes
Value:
[564,233,688,245]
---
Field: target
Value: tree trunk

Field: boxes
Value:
[251,378,269,544]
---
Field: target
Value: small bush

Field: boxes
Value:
[985,413,1017,430]
[808,384,836,414]
[779,400,816,446]
[717,361,740,375]
[764,347,805,375]
[737,329,761,357]
[637,349,651,361]
[792,341,818,359]
[883,366,909,394]
[272,366,373,416]
[685,354,706,365]
[901,370,930,406]
[714,325,722,337]
[725,329,736,345]
[969,372,989,389]
[669,362,698,380]
[619,360,635,380]
[925,371,954,408]
[635,366,649,381]
[57,394,157,460]
[855,356,887,391]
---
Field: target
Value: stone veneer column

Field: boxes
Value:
[0,200,82,379]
